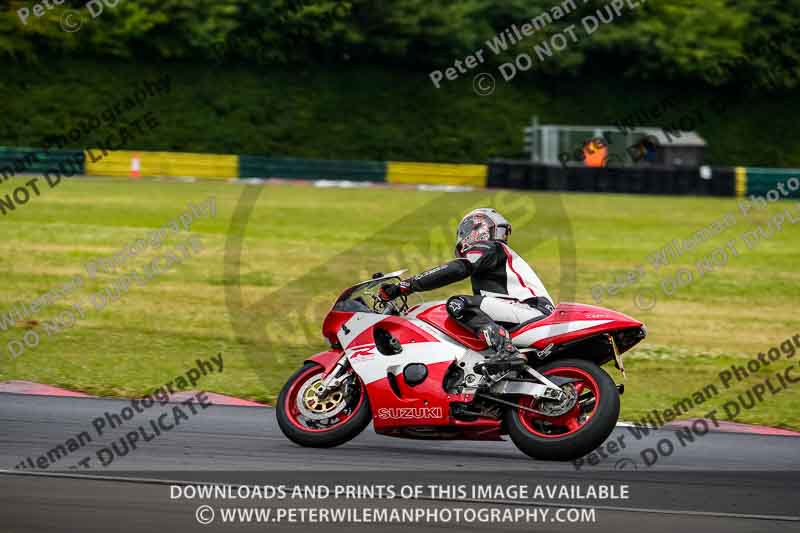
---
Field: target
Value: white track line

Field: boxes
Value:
[1,469,797,522]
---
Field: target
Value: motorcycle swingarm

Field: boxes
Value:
[474,392,546,416]
[548,376,581,386]
[489,379,564,400]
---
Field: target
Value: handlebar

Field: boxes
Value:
[372,294,408,315]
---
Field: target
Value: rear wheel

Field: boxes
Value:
[505,358,620,461]
[276,363,371,448]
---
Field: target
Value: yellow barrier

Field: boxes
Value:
[735,166,747,198]
[84,150,237,180]
[387,162,487,187]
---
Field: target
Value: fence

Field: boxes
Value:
[239,156,385,182]
[386,162,487,187]
[487,160,737,196]
[85,150,236,179]
[0,147,84,180]
[2,146,798,199]
[740,167,800,198]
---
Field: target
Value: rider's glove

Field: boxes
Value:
[378,281,411,301]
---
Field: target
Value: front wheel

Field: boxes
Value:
[277,363,372,448]
[505,358,620,461]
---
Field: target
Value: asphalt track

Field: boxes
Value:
[1,392,798,532]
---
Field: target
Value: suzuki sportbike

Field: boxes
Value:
[277,271,646,460]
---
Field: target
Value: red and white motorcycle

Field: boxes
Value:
[277,270,646,460]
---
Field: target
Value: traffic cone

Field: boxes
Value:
[130,153,141,179]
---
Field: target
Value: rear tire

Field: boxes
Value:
[277,363,372,448]
[505,358,620,461]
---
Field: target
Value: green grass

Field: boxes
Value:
[1,177,799,429]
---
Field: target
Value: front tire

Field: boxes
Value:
[277,363,372,448]
[505,358,620,461]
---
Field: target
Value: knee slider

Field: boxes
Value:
[446,296,468,320]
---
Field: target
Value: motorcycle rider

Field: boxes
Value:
[379,208,554,366]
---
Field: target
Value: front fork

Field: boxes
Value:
[315,354,350,398]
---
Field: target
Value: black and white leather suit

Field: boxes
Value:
[400,240,554,351]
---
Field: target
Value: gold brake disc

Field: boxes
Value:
[296,377,349,420]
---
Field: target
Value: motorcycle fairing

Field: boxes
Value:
[409,302,489,350]
[330,309,481,432]
[412,301,642,351]
[510,303,642,349]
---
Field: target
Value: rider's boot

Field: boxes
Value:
[480,323,526,367]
